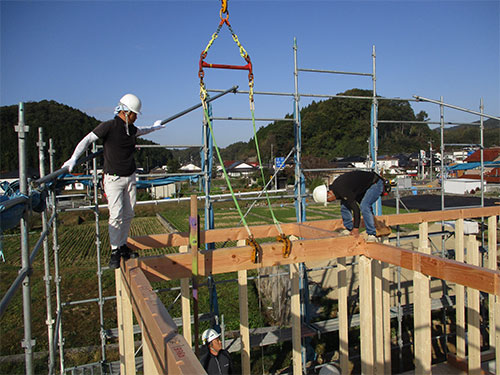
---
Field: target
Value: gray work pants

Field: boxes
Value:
[103,173,136,250]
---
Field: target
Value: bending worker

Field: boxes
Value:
[200,328,233,375]
[313,170,390,242]
[62,94,164,268]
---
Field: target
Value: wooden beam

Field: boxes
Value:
[293,223,340,238]
[381,237,392,374]
[364,243,500,295]
[134,236,364,283]
[375,206,500,227]
[122,262,206,374]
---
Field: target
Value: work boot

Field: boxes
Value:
[366,234,378,243]
[108,249,121,269]
[340,229,351,236]
[119,245,138,260]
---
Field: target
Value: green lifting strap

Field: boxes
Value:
[202,107,252,238]
[250,108,284,236]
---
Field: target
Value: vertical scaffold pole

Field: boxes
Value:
[92,142,107,364]
[440,97,445,211]
[293,38,307,373]
[16,102,34,375]
[371,45,381,215]
[48,139,65,374]
[38,128,55,370]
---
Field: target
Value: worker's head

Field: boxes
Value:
[116,93,142,125]
[202,328,222,355]
[312,185,336,206]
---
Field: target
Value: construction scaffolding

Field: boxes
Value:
[1,36,499,375]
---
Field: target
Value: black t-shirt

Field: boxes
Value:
[92,116,138,176]
[200,349,233,375]
[329,171,378,228]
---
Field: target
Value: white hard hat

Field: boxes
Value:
[202,328,220,345]
[119,93,142,114]
[318,364,341,375]
[312,185,328,206]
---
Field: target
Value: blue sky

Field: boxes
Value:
[1,1,499,150]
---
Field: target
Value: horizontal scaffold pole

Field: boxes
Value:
[32,85,238,187]
[413,95,500,121]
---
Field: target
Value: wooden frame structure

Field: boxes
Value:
[116,203,499,374]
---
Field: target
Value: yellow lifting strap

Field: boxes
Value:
[277,233,292,258]
[246,235,263,264]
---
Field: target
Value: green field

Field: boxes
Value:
[2,192,422,374]
[0,196,347,373]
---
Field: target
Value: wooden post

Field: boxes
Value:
[190,195,200,356]
[487,216,497,349]
[466,235,481,374]
[337,257,349,375]
[359,255,374,374]
[115,268,136,375]
[382,237,392,374]
[141,319,160,375]
[455,219,466,359]
[414,222,431,375]
[179,245,192,347]
[237,239,251,375]
[373,259,385,374]
[488,215,500,375]
[290,262,302,375]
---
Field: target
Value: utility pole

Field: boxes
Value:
[428,141,433,182]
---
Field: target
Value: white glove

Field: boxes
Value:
[136,120,165,136]
[62,158,77,173]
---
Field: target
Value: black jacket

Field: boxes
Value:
[329,171,379,228]
[200,348,233,375]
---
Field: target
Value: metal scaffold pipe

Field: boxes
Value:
[15,102,34,375]
[33,85,239,188]
[414,95,500,120]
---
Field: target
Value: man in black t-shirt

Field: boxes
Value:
[62,94,164,268]
[313,171,387,242]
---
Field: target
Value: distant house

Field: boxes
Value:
[218,161,257,178]
[460,147,500,183]
[179,163,202,172]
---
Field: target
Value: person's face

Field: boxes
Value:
[327,190,336,202]
[127,111,137,124]
[209,337,222,355]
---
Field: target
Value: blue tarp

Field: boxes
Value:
[136,175,199,188]
[447,161,500,171]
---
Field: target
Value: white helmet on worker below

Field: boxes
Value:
[312,184,328,206]
[119,93,142,114]
[202,328,220,345]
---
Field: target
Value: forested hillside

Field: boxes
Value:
[434,118,500,146]
[0,100,173,174]
[2,94,497,174]
[221,88,439,162]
